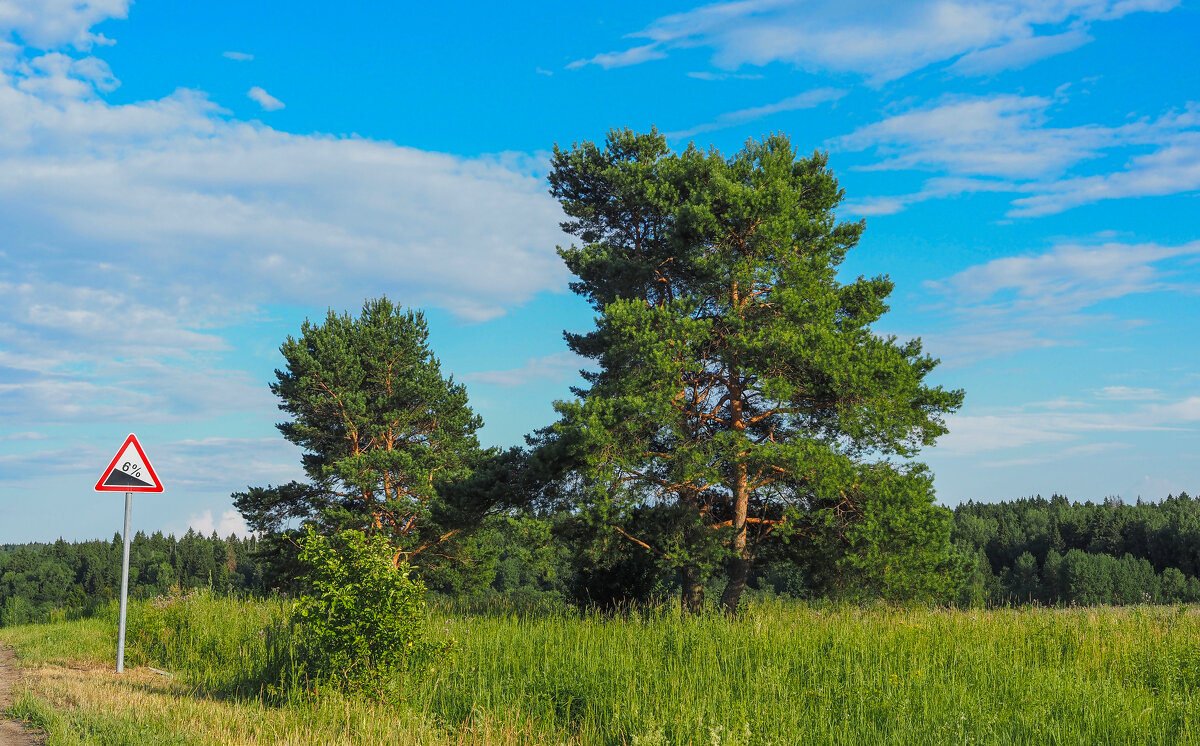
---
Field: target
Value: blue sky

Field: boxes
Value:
[1,0,1197,542]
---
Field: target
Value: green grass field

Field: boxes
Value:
[4,595,1200,744]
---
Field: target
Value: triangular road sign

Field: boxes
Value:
[95,434,164,492]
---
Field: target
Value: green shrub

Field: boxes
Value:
[291,528,447,701]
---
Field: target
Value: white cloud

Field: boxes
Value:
[916,328,1070,367]
[938,395,1198,457]
[567,43,666,70]
[463,351,586,387]
[185,509,254,538]
[0,361,272,426]
[158,437,303,490]
[1008,132,1200,217]
[910,238,1200,365]
[685,71,763,81]
[0,0,130,50]
[0,280,229,357]
[1095,386,1163,401]
[1142,396,1200,424]
[1059,442,1132,458]
[1124,474,1187,501]
[0,277,270,427]
[839,176,1013,216]
[0,63,569,322]
[0,5,576,442]
[0,436,302,508]
[10,51,119,101]
[840,195,911,217]
[949,29,1092,76]
[940,413,1078,455]
[979,441,1132,468]
[837,94,1200,216]
[666,87,846,140]
[247,85,284,111]
[222,51,253,62]
[837,94,1112,179]
[928,240,1200,315]
[575,0,1179,83]
[0,442,101,482]
[0,431,47,441]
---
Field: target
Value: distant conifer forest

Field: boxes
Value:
[3,491,1199,626]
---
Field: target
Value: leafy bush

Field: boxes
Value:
[291,528,447,700]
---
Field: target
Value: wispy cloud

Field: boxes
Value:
[837,94,1200,216]
[666,87,845,140]
[686,71,763,81]
[0,49,569,322]
[927,240,1200,315]
[939,395,1200,457]
[0,431,48,442]
[1095,386,1164,401]
[247,85,284,111]
[0,0,131,50]
[0,442,102,482]
[222,51,253,62]
[840,177,1013,216]
[836,94,1112,179]
[0,15,575,436]
[912,239,1200,365]
[949,29,1093,76]
[1008,133,1200,216]
[0,277,272,427]
[160,437,303,490]
[567,43,666,70]
[980,441,1132,468]
[463,352,586,388]
[0,356,271,426]
[184,509,254,538]
[573,0,1179,83]
[0,280,230,357]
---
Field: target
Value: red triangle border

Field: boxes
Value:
[94,433,164,492]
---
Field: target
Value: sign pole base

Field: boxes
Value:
[116,491,132,674]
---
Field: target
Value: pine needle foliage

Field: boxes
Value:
[236,297,488,576]
[547,129,965,611]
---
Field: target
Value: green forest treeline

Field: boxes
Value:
[3,491,1200,626]
[0,530,262,626]
[954,492,1200,606]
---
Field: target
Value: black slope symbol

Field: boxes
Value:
[103,469,154,487]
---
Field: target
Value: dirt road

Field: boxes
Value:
[0,647,41,746]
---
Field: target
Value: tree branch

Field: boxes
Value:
[613,525,672,560]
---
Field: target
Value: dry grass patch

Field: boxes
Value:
[10,663,542,746]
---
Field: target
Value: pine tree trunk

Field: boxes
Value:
[681,564,705,614]
[720,460,750,614]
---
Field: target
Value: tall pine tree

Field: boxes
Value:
[548,129,964,612]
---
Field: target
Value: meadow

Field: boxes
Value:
[4,594,1200,744]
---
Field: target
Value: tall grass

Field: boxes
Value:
[423,601,1200,744]
[124,589,295,698]
[10,594,1200,744]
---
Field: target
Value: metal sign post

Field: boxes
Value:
[117,491,132,673]
[94,433,164,674]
